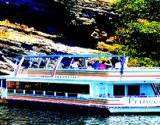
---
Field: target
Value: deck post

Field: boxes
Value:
[54,91,56,96]
[52,56,63,77]
[65,92,68,97]
[14,89,16,94]
[0,80,2,88]
[0,80,2,98]
[15,56,25,76]
[23,90,25,94]
[43,91,46,96]
[33,90,35,95]
[125,85,128,96]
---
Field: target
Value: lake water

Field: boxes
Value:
[0,105,160,125]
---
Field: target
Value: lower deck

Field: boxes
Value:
[5,80,160,108]
[0,76,160,113]
[6,80,156,98]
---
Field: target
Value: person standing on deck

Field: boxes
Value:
[71,60,80,69]
[98,61,106,70]
[92,60,100,69]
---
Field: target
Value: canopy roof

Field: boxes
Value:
[16,54,125,59]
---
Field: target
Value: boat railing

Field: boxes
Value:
[8,89,81,98]
[8,89,160,99]
[128,67,160,70]
[8,89,104,101]
[7,89,107,102]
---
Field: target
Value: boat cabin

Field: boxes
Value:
[0,54,160,111]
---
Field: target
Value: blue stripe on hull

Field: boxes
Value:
[108,107,160,113]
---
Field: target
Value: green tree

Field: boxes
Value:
[112,0,160,66]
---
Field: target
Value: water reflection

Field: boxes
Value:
[0,105,160,125]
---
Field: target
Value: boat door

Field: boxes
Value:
[99,83,106,97]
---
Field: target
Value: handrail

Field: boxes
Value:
[51,56,63,77]
[15,56,25,76]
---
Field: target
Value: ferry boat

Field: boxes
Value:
[0,54,160,113]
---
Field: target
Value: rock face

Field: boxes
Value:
[64,0,118,47]
[0,20,102,74]
[0,0,116,74]
[0,0,117,47]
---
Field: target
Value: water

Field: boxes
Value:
[0,105,160,125]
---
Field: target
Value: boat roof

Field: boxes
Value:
[16,54,125,59]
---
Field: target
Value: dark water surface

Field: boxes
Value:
[0,105,160,125]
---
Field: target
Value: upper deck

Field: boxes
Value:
[9,54,160,83]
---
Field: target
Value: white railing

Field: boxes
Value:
[8,89,81,98]
[127,67,160,70]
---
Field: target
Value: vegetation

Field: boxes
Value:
[111,0,160,66]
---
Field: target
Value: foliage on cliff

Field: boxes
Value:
[112,0,160,66]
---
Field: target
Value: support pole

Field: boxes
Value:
[54,91,56,96]
[33,90,35,95]
[23,90,25,94]
[0,80,2,88]
[43,91,46,96]
[14,89,16,94]
[65,92,68,97]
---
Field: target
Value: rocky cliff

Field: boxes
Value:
[0,0,117,74]
[0,20,103,74]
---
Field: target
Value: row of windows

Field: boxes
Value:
[8,82,89,94]
[18,57,118,70]
[114,85,140,96]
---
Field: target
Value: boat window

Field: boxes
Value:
[29,58,41,68]
[21,58,30,69]
[59,57,86,69]
[86,58,113,70]
[47,58,56,69]
[11,82,89,94]
[14,58,20,65]
[27,57,57,69]
[60,57,72,69]
[128,85,140,96]
[113,85,125,96]
[1,79,6,88]
[105,60,112,68]
[69,58,87,69]
[111,57,120,68]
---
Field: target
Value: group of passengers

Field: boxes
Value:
[70,59,112,70]
[87,60,112,70]
[27,57,123,70]
[70,57,124,70]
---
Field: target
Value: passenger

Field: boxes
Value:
[115,61,121,69]
[105,60,112,69]
[58,62,64,69]
[87,62,94,69]
[98,61,106,70]
[92,60,100,69]
[48,63,55,69]
[71,61,80,69]
[111,57,119,68]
